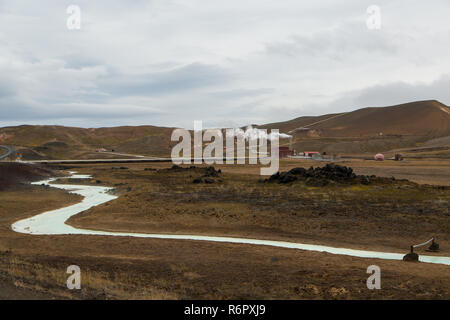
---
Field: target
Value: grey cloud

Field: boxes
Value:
[1,0,449,128]
[61,55,104,70]
[266,21,398,60]
[330,75,450,111]
[100,63,232,97]
[208,88,274,100]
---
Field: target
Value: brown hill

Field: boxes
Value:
[0,163,54,190]
[0,125,176,160]
[0,100,449,159]
[261,100,450,137]
[259,100,450,154]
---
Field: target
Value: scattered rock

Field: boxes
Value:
[193,177,216,184]
[203,166,220,177]
[161,165,220,177]
[266,164,362,186]
[403,252,419,262]
[267,172,280,182]
[428,242,440,252]
[288,167,307,175]
[360,176,370,185]
[278,172,298,184]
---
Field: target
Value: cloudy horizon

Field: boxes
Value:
[1,0,449,129]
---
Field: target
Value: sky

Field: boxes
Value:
[0,0,449,129]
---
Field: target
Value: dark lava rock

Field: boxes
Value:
[360,176,370,185]
[288,167,307,175]
[162,165,221,178]
[193,177,216,184]
[278,172,298,184]
[267,164,361,186]
[428,242,440,252]
[267,172,280,182]
[403,252,419,262]
[164,164,191,171]
[203,166,220,177]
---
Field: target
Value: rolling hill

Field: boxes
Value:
[0,125,176,160]
[0,100,449,159]
[259,100,450,155]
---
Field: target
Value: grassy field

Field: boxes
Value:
[0,159,449,299]
[65,160,450,255]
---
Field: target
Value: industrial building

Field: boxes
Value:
[279,146,294,158]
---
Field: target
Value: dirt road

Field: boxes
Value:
[0,145,13,160]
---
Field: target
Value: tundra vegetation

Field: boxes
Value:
[0,159,449,299]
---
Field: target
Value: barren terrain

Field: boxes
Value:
[0,159,449,299]
[1,100,449,160]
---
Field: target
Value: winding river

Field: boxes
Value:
[11,172,450,266]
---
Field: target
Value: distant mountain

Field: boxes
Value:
[1,100,449,159]
[0,125,175,160]
[258,100,450,155]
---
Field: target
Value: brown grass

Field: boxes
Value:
[65,162,450,256]
[0,160,448,299]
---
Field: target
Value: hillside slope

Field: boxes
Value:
[261,100,450,137]
[0,163,54,190]
[0,125,175,160]
[260,100,450,154]
[1,100,449,159]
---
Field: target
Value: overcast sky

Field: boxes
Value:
[1,0,449,129]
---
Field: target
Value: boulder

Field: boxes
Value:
[360,176,370,185]
[403,252,419,262]
[278,173,298,184]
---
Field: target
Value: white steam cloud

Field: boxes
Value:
[231,126,292,141]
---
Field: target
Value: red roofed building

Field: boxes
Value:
[279,146,294,158]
